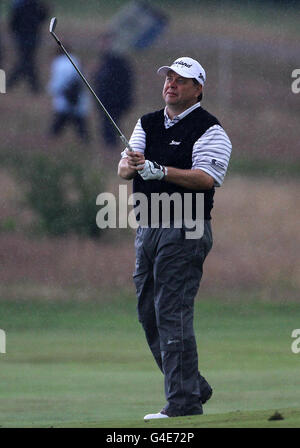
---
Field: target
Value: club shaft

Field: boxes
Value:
[50,31,133,151]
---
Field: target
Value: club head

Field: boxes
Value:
[49,17,57,33]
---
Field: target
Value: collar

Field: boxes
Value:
[164,102,201,126]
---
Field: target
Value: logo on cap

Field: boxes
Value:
[173,60,193,69]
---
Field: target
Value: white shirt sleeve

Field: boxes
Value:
[191,124,232,187]
[120,119,146,158]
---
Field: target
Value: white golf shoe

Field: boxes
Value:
[144,411,169,421]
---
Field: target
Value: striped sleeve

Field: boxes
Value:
[191,124,232,187]
[120,119,146,158]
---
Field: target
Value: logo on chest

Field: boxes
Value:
[169,140,181,146]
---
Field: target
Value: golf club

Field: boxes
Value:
[49,17,133,151]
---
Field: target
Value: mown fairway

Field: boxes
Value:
[0,295,300,427]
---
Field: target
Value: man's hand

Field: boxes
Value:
[126,149,145,171]
[118,149,145,180]
[138,160,167,181]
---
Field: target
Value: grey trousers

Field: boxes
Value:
[133,221,213,416]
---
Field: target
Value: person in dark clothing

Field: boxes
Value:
[118,57,232,420]
[7,0,48,93]
[94,32,134,148]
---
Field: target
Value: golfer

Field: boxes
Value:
[118,57,232,420]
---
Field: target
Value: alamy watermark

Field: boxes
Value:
[0,69,6,94]
[291,329,300,354]
[291,69,300,94]
[0,329,6,354]
[96,185,204,239]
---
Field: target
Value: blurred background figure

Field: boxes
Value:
[47,46,90,143]
[0,2,4,68]
[7,0,49,93]
[0,25,3,67]
[91,1,168,150]
[93,31,134,149]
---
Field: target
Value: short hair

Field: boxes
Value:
[192,78,203,102]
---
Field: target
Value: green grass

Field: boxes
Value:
[0,296,300,427]
[59,408,300,428]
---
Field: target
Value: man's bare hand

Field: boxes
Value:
[126,150,145,171]
[118,150,145,180]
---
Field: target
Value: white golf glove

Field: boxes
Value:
[138,160,167,181]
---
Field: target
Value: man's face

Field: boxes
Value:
[162,70,202,109]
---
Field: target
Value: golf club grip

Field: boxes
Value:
[119,135,133,151]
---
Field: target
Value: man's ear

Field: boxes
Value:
[197,84,203,97]
[194,83,202,101]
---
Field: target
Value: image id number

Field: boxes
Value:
[150,432,194,443]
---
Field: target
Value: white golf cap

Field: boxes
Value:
[157,57,206,86]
